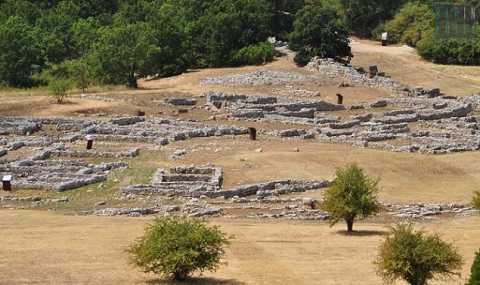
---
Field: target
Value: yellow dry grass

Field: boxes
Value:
[0,210,478,285]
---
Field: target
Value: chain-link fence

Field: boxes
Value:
[434,3,479,39]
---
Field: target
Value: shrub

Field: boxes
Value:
[379,2,434,47]
[289,5,351,66]
[293,48,312,67]
[321,164,381,232]
[128,217,230,281]
[375,224,464,285]
[48,78,71,104]
[467,249,480,285]
[232,42,274,66]
[473,191,480,210]
[340,0,406,38]
[417,37,480,65]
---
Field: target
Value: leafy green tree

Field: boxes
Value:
[467,249,480,285]
[380,2,435,47]
[0,16,43,87]
[88,22,157,88]
[192,0,273,67]
[70,17,100,56]
[48,78,71,104]
[128,217,230,281]
[272,0,305,40]
[232,42,275,66]
[0,0,41,25]
[321,164,381,232]
[36,0,81,63]
[289,5,351,66]
[88,15,187,88]
[340,0,407,38]
[473,191,480,210]
[375,224,464,285]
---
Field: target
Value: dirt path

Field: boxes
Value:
[351,38,480,96]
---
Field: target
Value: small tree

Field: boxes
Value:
[321,164,381,232]
[473,191,480,210]
[375,224,464,285]
[289,5,351,66]
[467,249,480,285]
[48,78,71,104]
[128,217,230,281]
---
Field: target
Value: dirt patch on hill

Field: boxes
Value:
[350,38,480,97]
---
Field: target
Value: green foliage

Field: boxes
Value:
[232,42,275,66]
[289,5,351,66]
[467,249,480,285]
[473,191,480,210]
[0,16,43,87]
[190,0,274,67]
[0,0,280,88]
[320,164,381,232]
[379,2,435,47]
[417,36,480,65]
[88,23,156,88]
[293,48,312,66]
[128,217,230,281]
[375,224,464,285]
[70,17,101,56]
[340,0,407,38]
[272,0,305,40]
[48,78,71,104]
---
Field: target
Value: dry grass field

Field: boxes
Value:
[0,39,479,285]
[0,210,478,285]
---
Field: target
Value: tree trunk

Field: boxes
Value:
[345,217,354,232]
[127,72,138,89]
[174,270,188,281]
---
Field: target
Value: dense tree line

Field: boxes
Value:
[0,0,303,88]
[1,0,478,89]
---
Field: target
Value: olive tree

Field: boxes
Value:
[375,224,464,285]
[289,5,351,66]
[321,164,381,232]
[128,217,230,281]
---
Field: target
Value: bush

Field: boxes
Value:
[232,42,274,66]
[340,0,406,38]
[379,2,434,47]
[375,224,464,285]
[289,4,351,66]
[417,37,480,65]
[48,78,71,104]
[467,249,480,285]
[128,217,230,281]
[293,48,312,67]
[321,164,381,232]
[473,191,480,210]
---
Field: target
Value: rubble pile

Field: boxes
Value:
[386,203,479,219]
[201,70,312,86]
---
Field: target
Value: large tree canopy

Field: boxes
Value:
[289,4,351,66]
[0,16,43,87]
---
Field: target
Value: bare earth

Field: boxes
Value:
[0,39,479,285]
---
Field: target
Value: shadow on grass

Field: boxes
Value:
[336,230,388,237]
[146,277,246,285]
